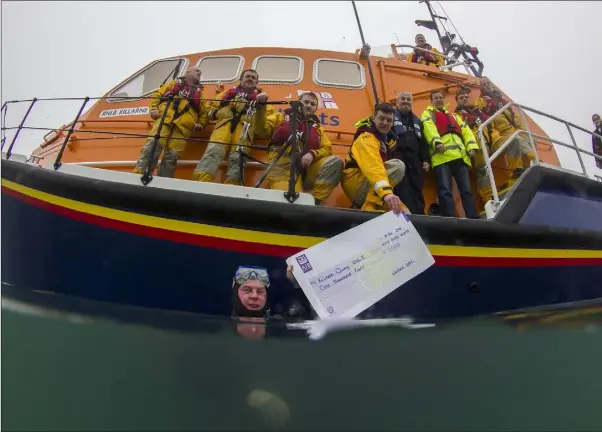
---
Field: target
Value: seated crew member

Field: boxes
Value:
[193,69,268,185]
[454,89,504,204]
[392,91,430,215]
[341,103,408,214]
[133,66,209,178]
[475,77,536,190]
[254,92,343,205]
[592,113,602,169]
[421,90,479,218]
[406,34,444,67]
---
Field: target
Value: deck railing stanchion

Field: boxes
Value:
[5,98,37,159]
[54,97,89,170]
[565,123,587,176]
[284,101,300,203]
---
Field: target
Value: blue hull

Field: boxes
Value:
[2,159,602,319]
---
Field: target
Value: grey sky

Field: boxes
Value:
[2,1,601,175]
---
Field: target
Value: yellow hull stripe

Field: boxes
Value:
[3,178,602,259]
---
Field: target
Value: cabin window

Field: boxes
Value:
[197,55,244,83]
[107,58,188,102]
[252,56,303,84]
[314,59,365,89]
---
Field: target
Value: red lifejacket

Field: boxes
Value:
[433,110,462,137]
[220,86,261,107]
[163,78,202,112]
[454,106,489,129]
[271,109,321,155]
[412,45,436,64]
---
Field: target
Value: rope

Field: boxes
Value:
[1,95,292,105]
[435,1,466,45]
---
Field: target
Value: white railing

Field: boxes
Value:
[477,102,602,204]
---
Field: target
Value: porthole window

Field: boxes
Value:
[252,56,303,84]
[108,58,188,102]
[314,59,365,89]
[197,55,244,83]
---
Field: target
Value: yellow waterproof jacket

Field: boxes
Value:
[208,86,261,131]
[149,80,209,134]
[421,105,478,168]
[344,116,398,200]
[406,46,444,66]
[256,109,333,161]
[475,93,525,140]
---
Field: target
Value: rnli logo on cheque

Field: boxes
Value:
[296,91,339,110]
[296,254,313,273]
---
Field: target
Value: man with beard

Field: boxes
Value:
[255,92,343,204]
[133,66,209,178]
[193,69,268,185]
[391,91,430,215]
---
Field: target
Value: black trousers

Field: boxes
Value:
[393,155,425,215]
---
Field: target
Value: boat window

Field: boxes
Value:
[252,56,303,84]
[314,59,365,89]
[107,58,188,102]
[197,55,244,83]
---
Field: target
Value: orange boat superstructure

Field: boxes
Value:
[28,45,561,214]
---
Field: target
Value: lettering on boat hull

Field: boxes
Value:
[99,107,149,118]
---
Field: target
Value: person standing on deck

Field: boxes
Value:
[454,89,504,204]
[254,92,343,205]
[133,67,209,178]
[341,103,408,214]
[475,77,536,191]
[421,90,479,218]
[391,91,430,215]
[193,69,269,185]
[592,113,602,169]
[406,34,444,67]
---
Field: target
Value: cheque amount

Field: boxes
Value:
[308,227,413,294]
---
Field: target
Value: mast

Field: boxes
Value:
[351,1,380,106]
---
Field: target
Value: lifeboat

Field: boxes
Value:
[2,1,602,321]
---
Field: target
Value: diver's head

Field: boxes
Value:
[232,266,270,318]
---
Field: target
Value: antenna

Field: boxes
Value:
[351,1,380,105]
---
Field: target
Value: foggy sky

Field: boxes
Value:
[2,1,601,175]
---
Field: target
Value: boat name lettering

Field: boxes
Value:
[99,107,149,118]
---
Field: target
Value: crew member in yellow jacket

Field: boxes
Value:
[454,89,504,204]
[421,90,479,218]
[254,92,343,204]
[475,77,536,191]
[133,66,209,178]
[193,69,269,185]
[406,34,445,67]
[341,103,408,214]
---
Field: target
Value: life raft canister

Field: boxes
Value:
[271,110,321,154]
[433,110,462,137]
[163,78,202,112]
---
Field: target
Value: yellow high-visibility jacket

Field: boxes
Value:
[256,109,333,162]
[344,116,398,200]
[421,105,478,168]
[149,80,209,134]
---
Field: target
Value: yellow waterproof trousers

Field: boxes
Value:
[193,121,248,185]
[133,122,188,178]
[341,159,407,212]
[267,154,343,202]
[474,135,536,203]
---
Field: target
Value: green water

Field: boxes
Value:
[2,296,602,431]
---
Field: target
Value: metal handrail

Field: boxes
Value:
[477,101,602,203]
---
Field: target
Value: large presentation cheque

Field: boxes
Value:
[286,211,435,320]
